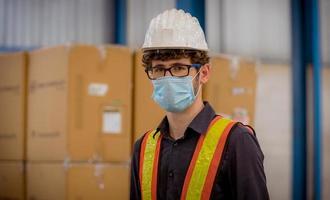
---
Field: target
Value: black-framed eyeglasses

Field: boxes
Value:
[145,63,202,80]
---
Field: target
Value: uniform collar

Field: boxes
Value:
[156,102,216,138]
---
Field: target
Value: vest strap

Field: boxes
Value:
[139,130,162,200]
[181,116,235,200]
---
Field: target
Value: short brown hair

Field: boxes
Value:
[142,49,210,68]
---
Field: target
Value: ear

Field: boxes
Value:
[199,63,211,84]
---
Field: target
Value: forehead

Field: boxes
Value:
[151,58,191,67]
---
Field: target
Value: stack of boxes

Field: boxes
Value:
[26,45,132,199]
[0,46,259,199]
[0,52,27,199]
[204,54,257,126]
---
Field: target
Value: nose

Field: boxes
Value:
[164,68,172,77]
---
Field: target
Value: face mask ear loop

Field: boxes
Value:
[192,69,202,97]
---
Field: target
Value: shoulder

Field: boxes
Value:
[133,132,148,155]
[228,122,258,145]
[226,122,264,159]
[218,122,269,199]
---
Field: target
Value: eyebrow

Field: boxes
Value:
[152,63,188,68]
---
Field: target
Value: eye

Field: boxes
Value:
[172,65,186,71]
[152,67,165,73]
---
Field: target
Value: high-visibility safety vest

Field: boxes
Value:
[139,116,237,200]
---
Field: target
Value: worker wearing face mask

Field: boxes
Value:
[130,9,269,200]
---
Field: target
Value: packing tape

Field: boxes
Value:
[94,163,104,177]
[94,163,105,190]
[63,157,72,170]
[88,153,103,164]
[97,46,107,60]
[230,57,240,80]
[64,42,74,53]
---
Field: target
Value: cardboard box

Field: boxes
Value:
[0,161,25,199]
[133,51,165,143]
[27,162,129,200]
[27,45,132,162]
[0,52,27,160]
[204,54,257,126]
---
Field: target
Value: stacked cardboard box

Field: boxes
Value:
[204,54,257,126]
[27,44,132,200]
[0,162,26,199]
[0,52,27,199]
[27,162,129,200]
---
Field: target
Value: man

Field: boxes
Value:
[131,9,269,200]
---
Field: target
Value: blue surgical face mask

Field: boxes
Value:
[151,72,201,113]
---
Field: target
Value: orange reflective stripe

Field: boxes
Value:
[139,130,161,200]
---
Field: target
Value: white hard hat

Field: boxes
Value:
[142,9,208,51]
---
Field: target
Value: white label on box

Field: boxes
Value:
[88,83,108,96]
[102,110,122,134]
[232,87,246,95]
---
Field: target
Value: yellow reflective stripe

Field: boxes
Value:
[185,118,232,200]
[141,130,160,200]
